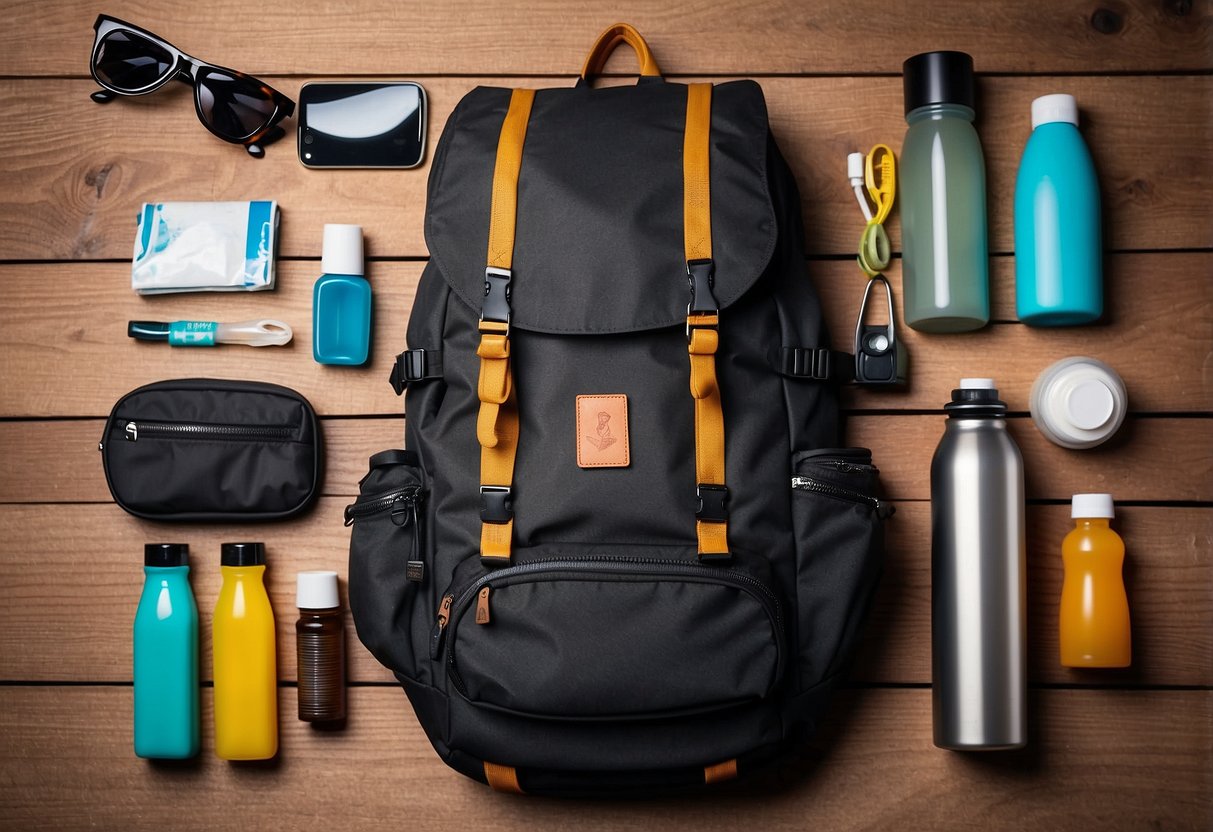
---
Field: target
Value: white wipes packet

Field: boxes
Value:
[132,201,279,294]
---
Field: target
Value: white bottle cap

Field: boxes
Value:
[959,377,996,389]
[1072,493,1115,519]
[1030,356,1127,449]
[1031,94,1079,129]
[297,570,340,610]
[321,224,364,276]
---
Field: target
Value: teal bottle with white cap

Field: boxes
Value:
[1014,94,1102,325]
[313,223,371,365]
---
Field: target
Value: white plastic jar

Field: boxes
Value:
[1029,356,1128,449]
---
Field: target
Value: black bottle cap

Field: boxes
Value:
[145,543,189,567]
[903,51,976,115]
[221,542,266,567]
[944,380,1007,416]
[128,321,171,341]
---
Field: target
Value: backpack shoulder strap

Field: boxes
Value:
[684,82,730,562]
[476,87,535,567]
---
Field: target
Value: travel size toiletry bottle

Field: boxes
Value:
[900,52,990,332]
[313,223,371,365]
[296,571,347,723]
[931,379,1026,750]
[133,543,199,759]
[1014,94,1102,325]
[213,542,278,760]
[1060,494,1131,668]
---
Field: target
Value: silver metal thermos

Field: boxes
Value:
[931,378,1027,750]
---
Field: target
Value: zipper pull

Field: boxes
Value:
[124,422,138,442]
[475,586,492,625]
[429,594,454,660]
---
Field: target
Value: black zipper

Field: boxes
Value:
[120,420,294,443]
[343,486,422,527]
[792,475,886,512]
[432,556,785,693]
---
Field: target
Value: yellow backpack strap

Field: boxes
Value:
[683,83,729,563]
[477,87,535,566]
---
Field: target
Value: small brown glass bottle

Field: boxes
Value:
[295,571,347,723]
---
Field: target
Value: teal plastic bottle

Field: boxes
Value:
[313,223,371,365]
[1014,94,1102,325]
[133,543,200,759]
[899,51,990,333]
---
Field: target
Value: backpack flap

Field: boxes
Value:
[425,80,777,334]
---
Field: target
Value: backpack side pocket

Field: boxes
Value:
[790,448,891,692]
[347,450,427,684]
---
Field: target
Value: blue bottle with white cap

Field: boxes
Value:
[1014,93,1102,326]
[313,224,372,365]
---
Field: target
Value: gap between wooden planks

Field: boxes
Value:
[8,0,1210,76]
[0,686,1208,831]
[0,76,1208,261]
[0,502,1206,686]
[0,253,1208,417]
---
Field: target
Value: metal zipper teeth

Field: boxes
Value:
[123,420,294,442]
[343,487,422,525]
[442,556,785,694]
[792,475,883,510]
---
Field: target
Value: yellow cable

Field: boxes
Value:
[857,144,896,277]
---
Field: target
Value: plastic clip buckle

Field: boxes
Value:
[479,485,514,524]
[782,347,833,381]
[695,484,729,522]
[390,349,428,395]
[686,258,719,316]
[481,267,513,333]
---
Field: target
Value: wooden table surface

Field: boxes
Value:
[1,1,1210,829]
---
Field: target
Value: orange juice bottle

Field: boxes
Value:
[1059,494,1131,667]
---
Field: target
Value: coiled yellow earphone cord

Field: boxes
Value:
[857,144,896,277]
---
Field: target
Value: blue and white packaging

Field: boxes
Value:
[132,201,279,294]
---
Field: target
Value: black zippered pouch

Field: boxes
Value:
[99,378,322,521]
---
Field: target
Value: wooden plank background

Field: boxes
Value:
[0,0,1210,829]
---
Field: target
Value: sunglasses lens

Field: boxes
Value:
[196,68,277,141]
[94,30,174,91]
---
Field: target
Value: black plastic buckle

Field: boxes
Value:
[479,485,514,524]
[389,349,428,395]
[686,259,719,316]
[781,347,834,381]
[695,484,729,522]
[481,267,513,330]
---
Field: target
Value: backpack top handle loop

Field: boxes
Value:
[578,23,662,87]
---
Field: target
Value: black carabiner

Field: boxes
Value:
[853,275,908,386]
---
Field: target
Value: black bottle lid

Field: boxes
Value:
[145,543,189,567]
[221,542,266,567]
[903,51,976,115]
[944,378,1007,416]
[127,321,171,341]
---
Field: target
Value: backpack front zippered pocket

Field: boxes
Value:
[434,556,785,721]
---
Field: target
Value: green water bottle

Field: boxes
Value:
[899,51,990,333]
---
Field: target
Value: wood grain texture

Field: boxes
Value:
[1,253,1209,417]
[6,0,1211,76]
[0,503,1207,686]
[0,75,1208,261]
[2,415,1209,504]
[0,686,1208,831]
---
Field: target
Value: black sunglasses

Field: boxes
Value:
[89,15,295,157]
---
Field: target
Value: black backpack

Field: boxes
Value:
[348,23,890,797]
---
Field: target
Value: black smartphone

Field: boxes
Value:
[298,81,427,169]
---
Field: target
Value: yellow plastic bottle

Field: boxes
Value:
[213,542,278,759]
[1059,494,1131,668]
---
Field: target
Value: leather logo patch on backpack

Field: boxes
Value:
[576,395,630,468]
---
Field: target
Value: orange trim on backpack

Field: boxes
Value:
[703,758,738,784]
[580,23,662,81]
[484,761,524,794]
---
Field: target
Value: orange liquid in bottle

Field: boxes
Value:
[1059,509,1131,668]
